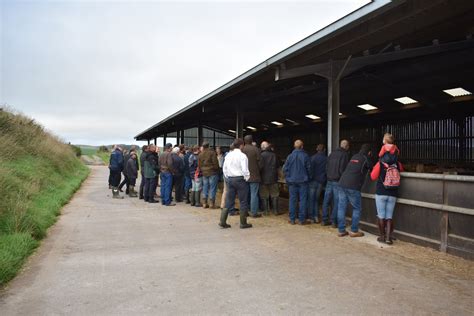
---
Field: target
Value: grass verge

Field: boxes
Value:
[0,158,89,285]
[0,109,90,286]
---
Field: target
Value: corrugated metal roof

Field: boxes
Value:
[135,0,394,139]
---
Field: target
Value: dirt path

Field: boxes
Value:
[1,166,473,315]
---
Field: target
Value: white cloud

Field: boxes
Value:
[1,0,368,145]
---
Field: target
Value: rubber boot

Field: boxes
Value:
[194,191,202,207]
[260,198,269,216]
[203,197,209,209]
[190,191,195,206]
[240,209,252,229]
[219,209,231,228]
[112,187,123,199]
[385,219,393,244]
[210,198,217,209]
[186,190,191,204]
[112,187,118,198]
[271,197,280,215]
[129,186,138,197]
[377,218,385,243]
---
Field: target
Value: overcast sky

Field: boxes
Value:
[1,0,368,145]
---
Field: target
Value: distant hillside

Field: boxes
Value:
[0,108,89,285]
[75,144,142,165]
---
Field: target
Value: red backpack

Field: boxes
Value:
[382,162,400,189]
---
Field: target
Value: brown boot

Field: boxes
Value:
[377,218,385,243]
[210,199,217,209]
[391,219,396,240]
[203,198,209,209]
[385,219,393,244]
[349,231,364,237]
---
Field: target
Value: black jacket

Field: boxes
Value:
[126,158,138,180]
[140,151,147,175]
[326,147,349,182]
[375,152,400,197]
[122,152,130,174]
[260,149,278,185]
[338,152,372,191]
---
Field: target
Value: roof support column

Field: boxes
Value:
[154,137,157,145]
[326,58,350,154]
[176,130,181,145]
[147,139,150,145]
[163,133,167,148]
[327,77,340,154]
[236,107,244,139]
[213,131,216,148]
[181,129,185,144]
[198,124,203,146]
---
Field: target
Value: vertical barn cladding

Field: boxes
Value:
[258,116,474,169]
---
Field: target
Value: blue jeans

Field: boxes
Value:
[225,177,249,212]
[202,174,219,200]
[248,182,260,216]
[184,175,192,191]
[375,195,397,219]
[322,181,340,224]
[337,188,362,233]
[308,181,323,220]
[160,172,173,205]
[288,183,308,223]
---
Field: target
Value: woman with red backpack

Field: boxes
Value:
[370,133,404,244]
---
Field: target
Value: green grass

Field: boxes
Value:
[0,157,89,285]
[0,109,90,285]
[95,151,110,164]
[80,147,98,156]
[0,234,38,284]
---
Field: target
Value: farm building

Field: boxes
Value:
[135,0,474,258]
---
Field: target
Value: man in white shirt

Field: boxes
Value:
[220,138,253,229]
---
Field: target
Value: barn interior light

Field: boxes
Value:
[339,112,343,116]
[357,104,378,111]
[285,118,298,125]
[305,114,320,120]
[271,121,283,126]
[228,129,236,133]
[443,87,472,97]
[246,126,257,131]
[394,96,418,104]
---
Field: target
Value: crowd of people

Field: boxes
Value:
[108,133,402,244]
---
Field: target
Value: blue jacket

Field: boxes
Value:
[283,149,311,184]
[310,152,327,184]
[171,153,184,176]
[183,151,192,177]
[109,149,124,172]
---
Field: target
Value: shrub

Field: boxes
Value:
[98,145,109,152]
[69,144,82,157]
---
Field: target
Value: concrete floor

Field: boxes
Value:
[1,166,473,315]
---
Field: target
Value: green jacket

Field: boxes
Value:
[143,152,159,179]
